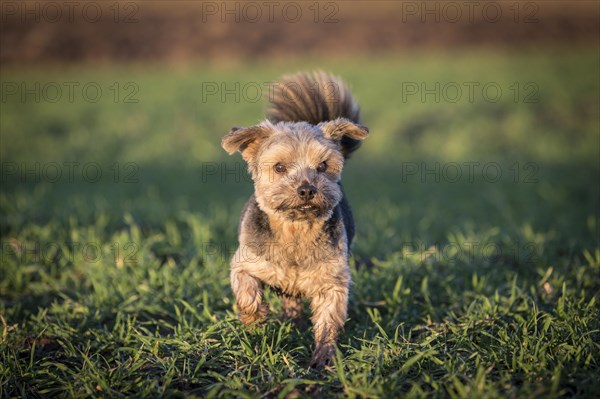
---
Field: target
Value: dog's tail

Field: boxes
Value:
[266,71,363,158]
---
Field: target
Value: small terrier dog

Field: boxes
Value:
[221,71,369,368]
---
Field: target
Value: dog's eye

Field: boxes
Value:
[274,163,287,173]
[316,162,327,173]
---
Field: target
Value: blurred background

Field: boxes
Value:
[1,1,598,63]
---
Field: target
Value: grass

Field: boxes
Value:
[1,50,599,398]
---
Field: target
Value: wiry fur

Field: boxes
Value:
[221,71,369,368]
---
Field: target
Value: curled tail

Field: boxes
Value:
[266,71,363,158]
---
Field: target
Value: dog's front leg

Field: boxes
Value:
[231,265,268,325]
[309,286,348,368]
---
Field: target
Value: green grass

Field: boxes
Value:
[1,50,599,398]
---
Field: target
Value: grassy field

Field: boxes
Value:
[1,50,599,398]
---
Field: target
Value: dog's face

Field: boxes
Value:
[222,119,368,221]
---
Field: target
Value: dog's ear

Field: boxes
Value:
[221,124,273,163]
[318,118,369,142]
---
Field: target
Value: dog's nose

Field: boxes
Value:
[297,184,317,201]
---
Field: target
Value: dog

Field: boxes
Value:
[221,71,369,368]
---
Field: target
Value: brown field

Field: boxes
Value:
[1,0,598,64]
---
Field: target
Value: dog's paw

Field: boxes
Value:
[239,302,269,326]
[309,343,335,369]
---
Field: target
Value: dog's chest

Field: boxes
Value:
[266,222,330,266]
[270,222,348,293]
[239,197,348,295]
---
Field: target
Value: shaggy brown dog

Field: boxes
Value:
[221,71,369,368]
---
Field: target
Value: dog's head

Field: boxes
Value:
[222,119,368,221]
